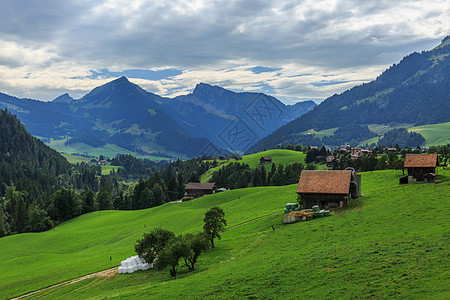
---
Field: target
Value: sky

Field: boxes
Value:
[0,0,448,104]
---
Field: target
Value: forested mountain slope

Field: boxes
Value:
[246,36,450,153]
[0,109,70,197]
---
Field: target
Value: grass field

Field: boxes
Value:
[46,138,168,160]
[201,149,307,182]
[61,154,122,175]
[300,127,339,138]
[358,122,450,147]
[61,154,92,164]
[1,168,449,299]
[408,122,450,146]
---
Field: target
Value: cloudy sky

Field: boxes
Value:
[0,0,448,104]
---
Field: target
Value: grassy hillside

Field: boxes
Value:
[408,122,450,146]
[201,149,307,182]
[0,185,297,299]
[358,122,449,147]
[61,154,121,175]
[47,138,169,160]
[1,169,449,299]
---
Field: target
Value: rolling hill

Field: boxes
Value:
[1,168,448,299]
[200,149,307,182]
[246,36,450,153]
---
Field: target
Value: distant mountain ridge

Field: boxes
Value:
[52,93,74,103]
[0,78,315,158]
[164,83,316,152]
[246,36,450,153]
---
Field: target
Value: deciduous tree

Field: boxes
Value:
[203,206,226,248]
[135,228,175,265]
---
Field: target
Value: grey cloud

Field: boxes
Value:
[0,0,447,101]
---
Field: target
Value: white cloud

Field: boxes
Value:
[0,0,448,102]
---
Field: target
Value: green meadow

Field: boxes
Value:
[201,149,307,182]
[61,154,92,164]
[408,122,450,146]
[61,154,122,175]
[1,168,449,299]
[358,122,450,147]
[46,138,168,160]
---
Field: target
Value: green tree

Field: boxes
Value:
[285,144,294,150]
[82,189,96,213]
[438,145,450,166]
[427,146,437,154]
[0,206,7,237]
[177,173,185,199]
[51,188,80,222]
[165,169,178,202]
[203,206,227,248]
[135,228,175,264]
[152,183,165,206]
[139,187,155,209]
[156,235,191,277]
[183,232,211,270]
[97,186,113,210]
[25,206,53,232]
[188,172,200,183]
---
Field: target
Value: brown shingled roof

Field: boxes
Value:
[296,170,352,194]
[404,154,437,168]
[185,182,216,190]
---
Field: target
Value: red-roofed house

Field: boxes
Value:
[403,154,438,182]
[296,170,361,209]
[185,182,217,198]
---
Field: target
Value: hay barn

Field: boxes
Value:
[296,170,361,210]
[185,182,217,198]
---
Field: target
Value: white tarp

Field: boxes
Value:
[118,255,153,274]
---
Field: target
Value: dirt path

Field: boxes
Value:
[13,210,282,299]
[12,267,117,300]
[225,211,283,230]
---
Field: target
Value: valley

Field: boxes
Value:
[0,26,448,300]
[1,168,448,299]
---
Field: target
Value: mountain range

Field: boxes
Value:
[245,36,450,153]
[0,79,315,158]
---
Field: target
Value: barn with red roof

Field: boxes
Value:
[296,170,361,210]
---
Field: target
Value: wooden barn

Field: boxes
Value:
[185,182,217,198]
[402,154,438,182]
[296,170,361,210]
[260,156,272,164]
[326,156,337,167]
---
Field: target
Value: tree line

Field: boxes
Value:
[210,162,315,189]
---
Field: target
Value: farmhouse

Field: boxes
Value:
[401,154,438,183]
[185,182,217,198]
[260,156,272,164]
[351,148,373,160]
[326,156,337,167]
[350,148,363,160]
[296,170,361,210]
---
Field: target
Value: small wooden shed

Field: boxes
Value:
[326,156,337,167]
[403,154,438,182]
[260,156,272,164]
[185,182,217,198]
[296,170,361,210]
